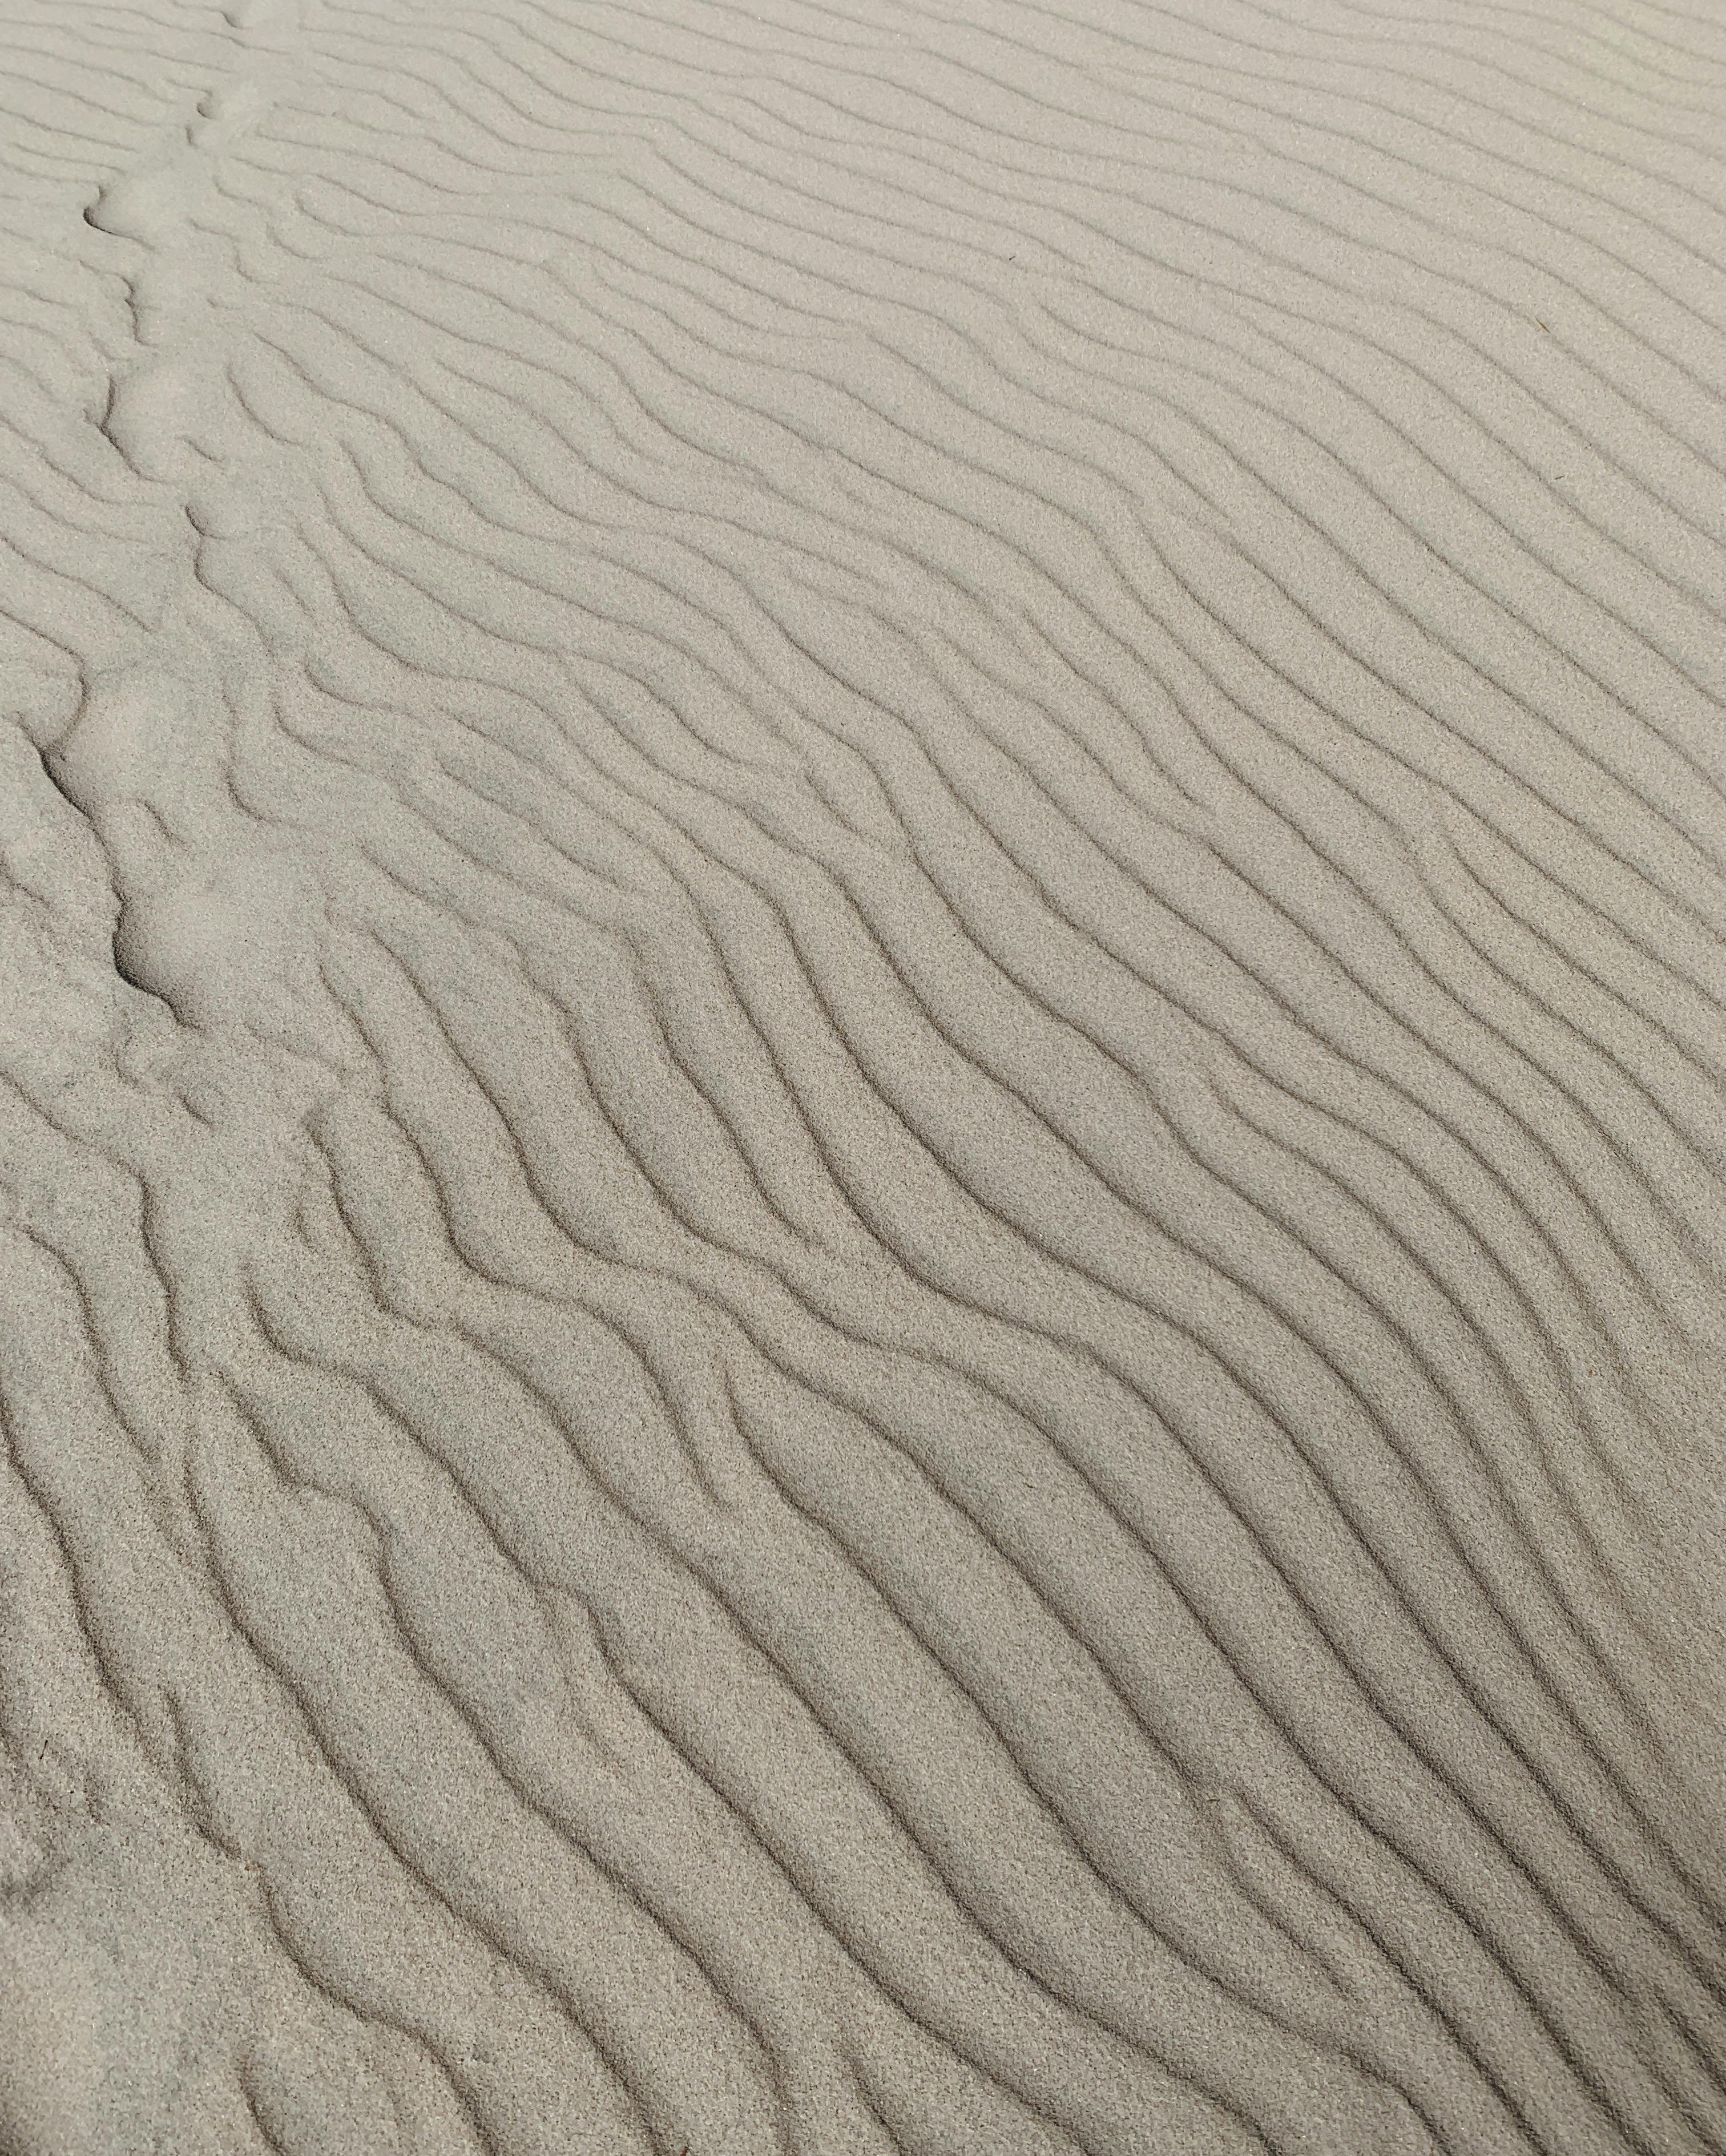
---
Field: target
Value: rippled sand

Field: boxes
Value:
[2,1,1725,2149]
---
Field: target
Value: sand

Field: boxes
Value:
[1,0,1724,2148]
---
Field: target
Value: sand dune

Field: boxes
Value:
[2,0,1725,2148]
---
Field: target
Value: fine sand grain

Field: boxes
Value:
[2,0,1725,2149]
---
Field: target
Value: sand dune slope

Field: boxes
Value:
[2,0,1726,2149]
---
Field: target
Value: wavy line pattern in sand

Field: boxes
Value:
[1,0,1725,2150]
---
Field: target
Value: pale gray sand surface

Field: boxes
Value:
[2,0,1726,2149]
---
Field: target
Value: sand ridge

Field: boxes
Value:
[1,0,1725,2149]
